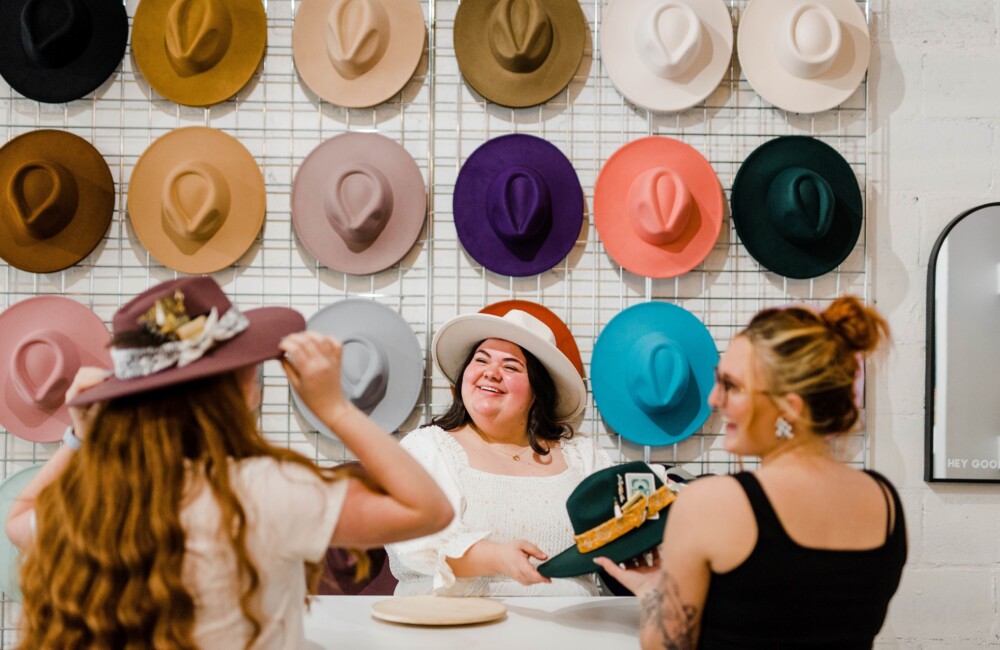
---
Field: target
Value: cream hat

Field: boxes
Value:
[601,0,733,113]
[737,0,870,113]
[292,0,426,108]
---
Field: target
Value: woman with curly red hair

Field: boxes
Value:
[5,277,452,649]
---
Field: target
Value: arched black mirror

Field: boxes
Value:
[926,203,1000,482]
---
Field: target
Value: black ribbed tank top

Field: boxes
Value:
[697,471,907,650]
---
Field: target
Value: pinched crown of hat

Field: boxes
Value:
[69,277,304,406]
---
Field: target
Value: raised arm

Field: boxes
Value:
[279,332,453,548]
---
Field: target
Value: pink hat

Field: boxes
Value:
[594,136,723,278]
[0,297,111,442]
[291,132,427,275]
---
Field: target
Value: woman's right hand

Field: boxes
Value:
[486,540,552,586]
[279,332,353,424]
[65,367,111,439]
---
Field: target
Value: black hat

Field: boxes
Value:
[0,0,128,103]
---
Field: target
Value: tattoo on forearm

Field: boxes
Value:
[639,572,699,650]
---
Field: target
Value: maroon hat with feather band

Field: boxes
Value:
[69,277,304,406]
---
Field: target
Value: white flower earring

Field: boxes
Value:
[775,416,794,440]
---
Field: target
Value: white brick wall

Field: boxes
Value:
[874,0,1000,645]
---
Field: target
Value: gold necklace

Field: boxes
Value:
[490,442,533,462]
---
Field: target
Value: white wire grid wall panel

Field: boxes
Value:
[0,0,868,640]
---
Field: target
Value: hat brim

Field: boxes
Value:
[730,136,863,279]
[453,134,583,277]
[127,127,265,275]
[0,0,127,103]
[591,302,717,446]
[479,301,584,377]
[737,0,870,114]
[433,312,586,421]
[132,0,266,106]
[69,306,305,406]
[453,0,585,107]
[594,137,723,278]
[0,130,114,273]
[538,508,667,578]
[0,297,111,442]
[291,300,423,436]
[292,0,426,108]
[0,464,43,600]
[601,0,733,113]
[291,133,426,275]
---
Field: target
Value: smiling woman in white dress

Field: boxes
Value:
[387,310,612,596]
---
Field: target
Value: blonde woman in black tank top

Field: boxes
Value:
[597,296,907,650]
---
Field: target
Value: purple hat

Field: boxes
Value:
[452,134,583,277]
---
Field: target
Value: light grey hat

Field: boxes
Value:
[291,299,423,437]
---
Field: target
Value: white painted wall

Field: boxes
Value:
[871,0,1000,645]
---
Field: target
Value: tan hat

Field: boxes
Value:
[453,0,586,108]
[292,0,426,108]
[127,127,265,275]
[131,0,267,107]
[737,0,870,114]
[0,130,114,274]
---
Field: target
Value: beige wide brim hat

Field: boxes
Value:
[127,127,265,275]
[737,0,870,114]
[291,132,426,275]
[132,0,267,107]
[601,0,733,113]
[453,0,586,108]
[293,0,426,108]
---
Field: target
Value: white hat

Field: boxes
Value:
[433,310,586,422]
[737,0,870,114]
[601,0,733,113]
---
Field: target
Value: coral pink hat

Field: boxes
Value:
[0,297,111,442]
[594,136,723,278]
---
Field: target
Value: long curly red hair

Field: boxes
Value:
[16,370,366,649]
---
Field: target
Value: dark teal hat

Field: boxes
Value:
[538,461,672,578]
[730,136,863,279]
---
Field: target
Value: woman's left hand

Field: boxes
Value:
[593,554,661,598]
[65,367,112,439]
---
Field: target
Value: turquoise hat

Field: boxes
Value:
[0,464,43,601]
[591,302,717,446]
[730,136,863,279]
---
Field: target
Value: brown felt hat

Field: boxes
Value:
[0,130,114,273]
[131,0,267,107]
[453,0,586,108]
[292,0,426,108]
[127,127,265,275]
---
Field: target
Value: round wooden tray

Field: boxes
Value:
[370,595,507,626]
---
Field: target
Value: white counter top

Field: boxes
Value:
[303,596,640,649]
